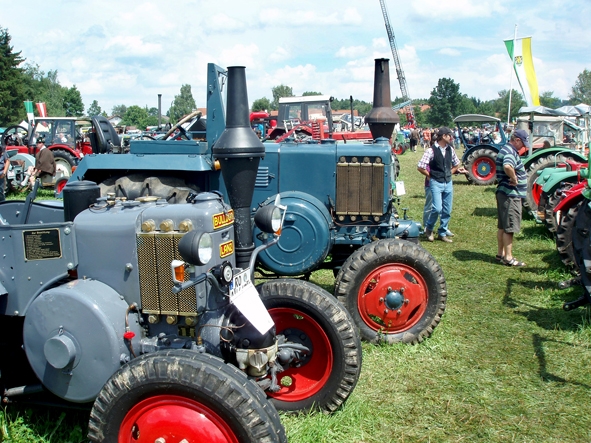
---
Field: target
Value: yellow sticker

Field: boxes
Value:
[212,210,234,230]
[219,240,234,258]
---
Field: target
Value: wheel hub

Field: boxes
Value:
[384,288,405,310]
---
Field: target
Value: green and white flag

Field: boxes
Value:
[24,100,35,122]
[504,37,540,107]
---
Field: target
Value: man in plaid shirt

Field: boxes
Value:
[417,127,467,243]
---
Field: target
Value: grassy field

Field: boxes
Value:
[2,150,591,442]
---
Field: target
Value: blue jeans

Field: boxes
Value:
[425,179,453,236]
[423,185,432,229]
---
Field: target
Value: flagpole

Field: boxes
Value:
[507,24,517,126]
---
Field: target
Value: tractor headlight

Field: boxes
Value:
[255,204,284,234]
[178,231,213,265]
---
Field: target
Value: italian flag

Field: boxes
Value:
[504,37,540,107]
[24,101,35,122]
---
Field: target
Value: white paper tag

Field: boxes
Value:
[395,181,406,196]
[229,270,274,335]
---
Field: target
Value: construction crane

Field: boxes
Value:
[378,0,415,127]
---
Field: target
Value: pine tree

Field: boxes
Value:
[0,27,25,124]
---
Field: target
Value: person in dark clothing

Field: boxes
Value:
[417,127,467,243]
[22,138,56,188]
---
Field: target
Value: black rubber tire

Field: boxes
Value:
[334,239,447,344]
[52,149,77,176]
[257,279,362,413]
[393,154,401,178]
[556,200,583,270]
[543,183,573,233]
[524,154,584,213]
[572,200,591,273]
[464,148,497,185]
[572,201,591,303]
[88,350,286,443]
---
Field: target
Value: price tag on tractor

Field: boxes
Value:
[229,269,274,335]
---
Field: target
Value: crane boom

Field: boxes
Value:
[378,0,415,127]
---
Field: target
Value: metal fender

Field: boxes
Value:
[8,152,35,170]
[23,279,142,403]
[254,191,333,276]
[541,170,580,193]
[523,148,587,169]
[554,182,586,213]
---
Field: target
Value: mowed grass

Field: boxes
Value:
[2,150,591,442]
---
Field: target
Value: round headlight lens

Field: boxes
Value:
[197,233,213,265]
[270,206,282,233]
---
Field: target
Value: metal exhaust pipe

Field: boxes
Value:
[212,66,265,270]
[365,58,400,140]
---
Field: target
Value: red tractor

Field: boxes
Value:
[1,117,95,179]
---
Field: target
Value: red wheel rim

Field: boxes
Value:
[357,263,428,333]
[267,307,332,402]
[471,156,496,181]
[56,179,68,194]
[393,145,403,155]
[119,395,239,443]
[532,182,542,207]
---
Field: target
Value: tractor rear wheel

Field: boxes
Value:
[556,200,583,270]
[543,183,573,233]
[465,148,497,185]
[52,149,77,177]
[257,279,362,413]
[334,239,447,344]
[88,350,286,443]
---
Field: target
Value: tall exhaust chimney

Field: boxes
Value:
[213,66,265,270]
[364,58,400,140]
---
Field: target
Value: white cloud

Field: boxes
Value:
[335,46,367,58]
[439,48,461,57]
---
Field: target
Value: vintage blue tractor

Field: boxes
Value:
[59,59,446,345]
[0,66,363,442]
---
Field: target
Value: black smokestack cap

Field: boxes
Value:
[213,66,265,269]
[365,58,400,140]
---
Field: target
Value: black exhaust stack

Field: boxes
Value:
[213,66,265,270]
[365,58,400,140]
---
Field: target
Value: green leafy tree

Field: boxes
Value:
[63,85,84,117]
[0,27,25,124]
[111,104,127,117]
[122,105,149,128]
[252,97,271,112]
[427,78,463,127]
[169,84,196,123]
[495,89,525,122]
[302,91,322,96]
[87,100,102,117]
[539,91,561,109]
[569,69,591,104]
[147,107,159,117]
[271,85,293,110]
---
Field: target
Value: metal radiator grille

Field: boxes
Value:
[336,157,385,216]
[136,232,197,316]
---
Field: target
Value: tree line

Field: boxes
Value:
[2,25,590,130]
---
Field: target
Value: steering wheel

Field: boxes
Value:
[164,110,202,140]
[1,125,29,148]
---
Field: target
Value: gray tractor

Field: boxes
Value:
[0,66,362,442]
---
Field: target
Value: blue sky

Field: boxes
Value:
[2,0,589,114]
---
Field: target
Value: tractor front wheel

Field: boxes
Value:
[88,350,286,443]
[465,148,497,185]
[257,279,362,413]
[335,239,447,344]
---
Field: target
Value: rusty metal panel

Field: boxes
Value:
[371,162,385,215]
[336,160,349,215]
[347,160,360,214]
